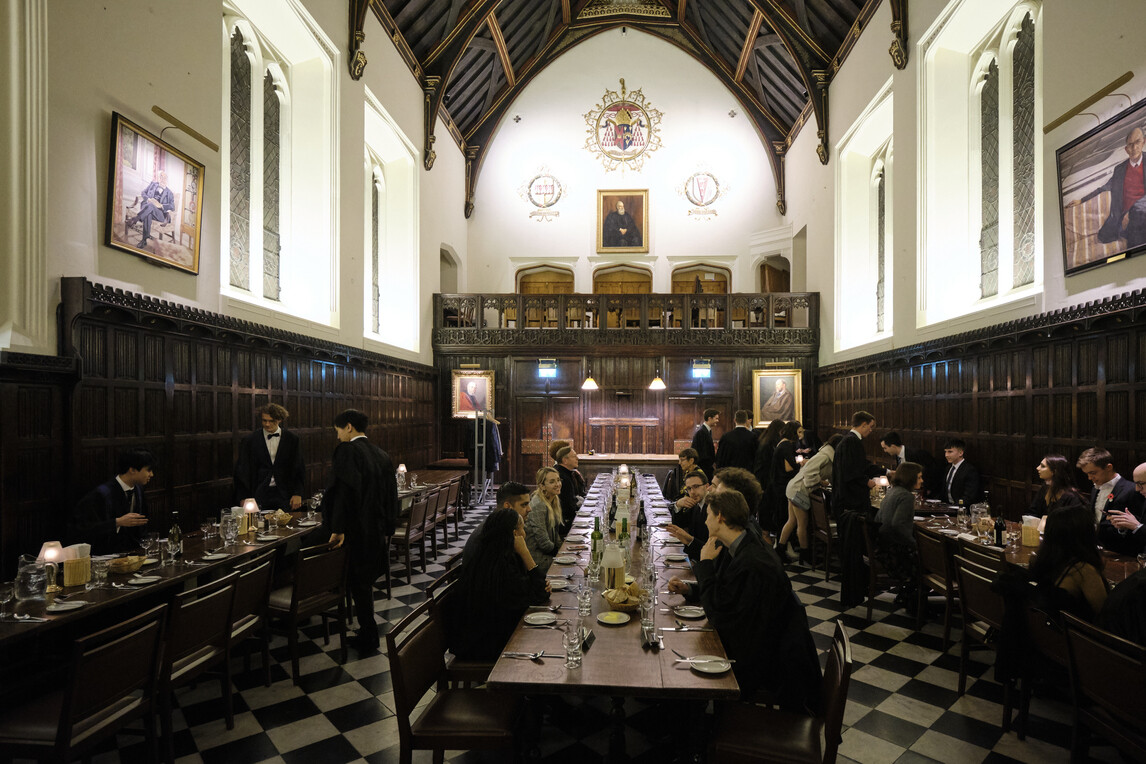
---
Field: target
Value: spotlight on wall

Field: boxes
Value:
[691,359,711,379]
[538,358,557,379]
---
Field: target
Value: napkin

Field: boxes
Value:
[63,543,91,560]
[957,533,978,542]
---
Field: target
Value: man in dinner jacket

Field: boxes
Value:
[234,402,305,511]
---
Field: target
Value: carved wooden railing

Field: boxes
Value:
[433,292,820,351]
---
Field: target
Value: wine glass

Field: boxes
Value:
[141,532,159,561]
[165,537,180,566]
[222,516,239,550]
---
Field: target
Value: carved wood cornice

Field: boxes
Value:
[888,0,908,70]
[434,327,819,354]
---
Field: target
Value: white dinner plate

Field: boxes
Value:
[128,576,161,585]
[548,579,568,591]
[524,612,556,625]
[46,600,88,613]
[201,553,230,561]
[664,553,688,563]
[674,605,706,619]
[939,529,960,536]
[687,655,731,674]
[596,611,631,626]
[297,521,319,527]
[553,555,578,565]
[255,535,278,542]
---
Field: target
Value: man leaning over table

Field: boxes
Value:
[831,410,883,517]
[461,481,532,565]
[66,448,154,554]
[1087,450,1146,555]
[322,409,398,654]
[667,489,822,712]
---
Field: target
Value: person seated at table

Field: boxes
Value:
[942,438,982,506]
[880,431,939,498]
[462,481,531,565]
[711,466,767,543]
[548,439,570,465]
[667,490,822,712]
[66,448,154,554]
[448,509,550,660]
[778,433,843,562]
[1030,454,1085,533]
[1030,506,1109,621]
[1087,451,1146,555]
[525,467,563,574]
[665,470,710,560]
[555,446,584,534]
[874,461,924,612]
[1098,461,1146,556]
[664,448,701,513]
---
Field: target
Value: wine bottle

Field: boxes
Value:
[620,517,629,542]
[994,510,1006,547]
[591,517,603,565]
[169,511,183,559]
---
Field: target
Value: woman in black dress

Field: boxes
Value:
[1030,506,1108,621]
[448,509,550,660]
[766,421,802,534]
[752,419,785,517]
[1030,454,1085,532]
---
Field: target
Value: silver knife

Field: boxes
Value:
[659,626,714,632]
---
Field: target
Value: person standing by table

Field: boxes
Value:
[322,409,398,654]
[831,411,883,517]
[525,467,563,574]
[691,408,719,480]
[779,433,843,562]
[765,420,802,533]
[715,409,757,471]
[667,489,821,711]
[66,448,154,554]
[233,402,305,511]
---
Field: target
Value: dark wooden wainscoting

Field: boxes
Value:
[814,289,1146,518]
[0,279,437,577]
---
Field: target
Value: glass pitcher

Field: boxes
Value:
[15,554,49,604]
[970,505,990,540]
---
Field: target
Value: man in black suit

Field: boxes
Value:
[1068,127,1146,248]
[715,409,758,471]
[663,447,700,510]
[323,409,398,653]
[691,408,720,480]
[880,431,939,498]
[234,403,306,511]
[941,438,982,505]
[555,446,584,534]
[831,411,883,516]
[1082,449,1146,554]
[67,449,154,554]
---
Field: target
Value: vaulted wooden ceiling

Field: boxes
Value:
[349,0,908,217]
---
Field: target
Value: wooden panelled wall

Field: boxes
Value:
[815,290,1146,518]
[0,279,437,577]
[437,353,818,485]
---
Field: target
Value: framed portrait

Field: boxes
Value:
[105,111,205,274]
[597,189,649,253]
[1057,97,1146,275]
[752,369,803,427]
[452,370,495,419]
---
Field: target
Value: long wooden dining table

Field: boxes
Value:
[486,472,739,758]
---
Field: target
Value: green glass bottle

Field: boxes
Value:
[591,517,603,565]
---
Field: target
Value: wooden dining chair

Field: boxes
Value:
[957,537,1007,575]
[914,525,957,651]
[1062,611,1146,762]
[425,567,495,688]
[431,486,452,553]
[708,620,853,763]
[386,597,520,763]
[0,603,167,763]
[267,543,349,684]
[859,517,896,621]
[159,571,240,764]
[391,495,430,586]
[443,478,462,541]
[231,549,277,687]
[422,488,442,560]
[809,489,838,581]
[1014,605,1069,740]
[952,553,1013,730]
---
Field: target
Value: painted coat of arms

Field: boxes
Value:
[678,170,728,219]
[517,167,567,221]
[583,78,663,172]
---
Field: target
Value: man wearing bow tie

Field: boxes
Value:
[67,449,154,554]
[234,403,305,511]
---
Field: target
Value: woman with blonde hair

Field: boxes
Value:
[525,466,563,574]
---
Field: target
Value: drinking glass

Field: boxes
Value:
[164,537,180,566]
[577,582,593,616]
[639,594,654,629]
[87,559,109,590]
[587,556,601,584]
[0,582,14,618]
[141,532,159,560]
[222,516,239,550]
[562,622,583,669]
[200,521,213,538]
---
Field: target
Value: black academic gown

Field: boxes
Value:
[322,438,397,583]
[831,432,882,516]
[233,427,306,509]
[691,424,716,481]
[67,478,148,554]
[715,426,758,471]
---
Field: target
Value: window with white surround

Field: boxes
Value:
[919,0,1042,326]
[364,90,419,351]
[834,79,893,352]
[221,1,338,326]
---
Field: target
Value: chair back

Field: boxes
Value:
[446,480,461,514]
[293,543,347,613]
[385,598,447,739]
[422,490,440,530]
[426,564,462,603]
[914,526,951,583]
[958,538,1006,574]
[810,490,832,539]
[164,571,240,680]
[408,497,429,540]
[859,517,880,559]
[433,486,450,522]
[1063,611,1146,756]
[1025,605,1067,668]
[232,549,276,631]
[821,620,854,763]
[62,603,167,751]
[954,555,1005,629]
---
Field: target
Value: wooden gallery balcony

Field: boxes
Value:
[433,293,820,352]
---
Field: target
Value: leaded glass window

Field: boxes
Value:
[980,59,999,298]
[371,175,381,334]
[262,70,281,301]
[1012,13,1036,287]
[229,29,251,290]
[876,169,886,333]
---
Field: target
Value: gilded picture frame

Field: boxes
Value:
[452,370,495,419]
[597,189,649,253]
[752,369,803,427]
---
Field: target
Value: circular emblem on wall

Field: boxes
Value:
[526,173,563,208]
[683,172,720,207]
[583,78,663,173]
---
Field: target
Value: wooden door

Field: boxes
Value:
[513,396,581,485]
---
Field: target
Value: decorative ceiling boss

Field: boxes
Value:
[583,78,663,173]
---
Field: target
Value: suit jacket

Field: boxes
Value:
[1083,158,1146,243]
[831,432,881,515]
[1095,477,1146,555]
[322,438,397,583]
[234,428,305,509]
[67,478,148,554]
[691,424,716,478]
[942,460,982,506]
[715,426,758,471]
[556,464,581,532]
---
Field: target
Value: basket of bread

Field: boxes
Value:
[109,555,145,574]
[602,580,645,612]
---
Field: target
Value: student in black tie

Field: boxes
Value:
[1080,448,1146,554]
[234,403,306,511]
[690,408,720,480]
[67,448,154,554]
[830,411,883,516]
[941,438,981,506]
[879,431,939,498]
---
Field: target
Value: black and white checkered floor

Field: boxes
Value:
[73,503,1123,764]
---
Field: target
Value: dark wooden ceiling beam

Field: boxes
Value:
[486,14,516,87]
[735,10,765,80]
[888,0,908,69]
[562,0,571,25]
[806,0,851,40]
[754,32,781,50]
[443,0,466,37]
[792,0,810,33]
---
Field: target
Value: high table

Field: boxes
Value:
[486,473,738,759]
[397,469,468,513]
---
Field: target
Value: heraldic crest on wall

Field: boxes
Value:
[583,78,663,173]
[677,169,728,219]
[517,166,567,222]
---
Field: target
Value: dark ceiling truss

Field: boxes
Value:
[359,0,878,215]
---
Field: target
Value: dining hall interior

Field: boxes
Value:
[2,0,1146,762]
